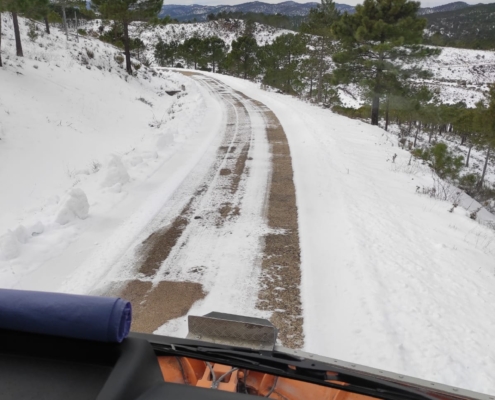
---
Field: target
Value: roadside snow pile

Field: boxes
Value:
[100,155,130,188]
[0,13,211,287]
[55,189,90,225]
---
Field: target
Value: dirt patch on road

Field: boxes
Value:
[253,101,304,349]
[111,280,205,333]
[136,199,194,277]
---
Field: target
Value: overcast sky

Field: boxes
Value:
[171,0,494,8]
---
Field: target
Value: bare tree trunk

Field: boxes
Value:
[413,121,421,147]
[316,39,324,103]
[122,21,132,75]
[466,143,473,167]
[385,96,390,131]
[61,6,68,40]
[44,15,50,34]
[12,12,23,57]
[0,16,3,67]
[476,146,491,191]
[75,10,79,42]
[371,94,380,126]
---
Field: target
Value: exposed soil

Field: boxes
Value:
[108,280,205,333]
[252,101,303,349]
[137,199,194,277]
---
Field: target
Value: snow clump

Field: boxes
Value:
[0,231,21,260]
[156,129,176,150]
[101,155,130,188]
[55,188,90,225]
[14,225,29,244]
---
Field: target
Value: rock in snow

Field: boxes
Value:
[55,188,90,225]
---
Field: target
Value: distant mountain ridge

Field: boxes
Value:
[424,2,495,49]
[159,1,353,21]
[159,1,475,22]
[417,1,470,15]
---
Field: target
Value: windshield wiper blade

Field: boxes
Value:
[152,342,435,400]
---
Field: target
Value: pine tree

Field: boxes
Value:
[154,39,179,67]
[0,0,6,66]
[333,0,439,125]
[474,86,495,191]
[92,0,161,75]
[259,33,306,94]
[205,37,227,73]
[300,0,340,103]
[2,0,34,57]
[224,36,258,79]
[180,37,205,69]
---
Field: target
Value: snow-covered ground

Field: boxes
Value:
[0,13,220,288]
[1,13,495,397]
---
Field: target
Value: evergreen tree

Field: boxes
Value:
[260,33,306,94]
[474,86,495,191]
[224,36,258,79]
[50,0,85,39]
[301,0,339,36]
[204,37,227,73]
[300,0,340,103]
[2,0,34,56]
[131,37,145,60]
[24,0,51,34]
[454,107,478,167]
[332,0,439,125]
[0,0,6,66]
[154,39,179,67]
[92,0,161,75]
[180,37,205,69]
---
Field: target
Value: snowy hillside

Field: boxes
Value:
[418,46,495,105]
[1,13,495,398]
[0,13,215,287]
[82,18,495,108]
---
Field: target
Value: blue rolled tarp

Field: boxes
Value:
[0,289,132,343]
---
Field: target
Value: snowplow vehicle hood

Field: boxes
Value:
[0,289,489,400]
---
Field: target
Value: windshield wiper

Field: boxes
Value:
[151,342,436,400]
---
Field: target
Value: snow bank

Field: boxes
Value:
[55,189,90,225]
[0,13,207,286]
[101,156,130,188]
[0,231,21,261]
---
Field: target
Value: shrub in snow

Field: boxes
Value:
[412,143,464,181]
[0,231,21,260]
[55,188,90,225]
[101,155,130,188]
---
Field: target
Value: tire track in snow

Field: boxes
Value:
[102,76,303,348]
